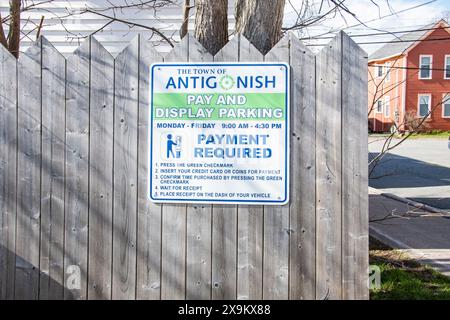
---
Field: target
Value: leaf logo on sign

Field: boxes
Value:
[219,75,235,90]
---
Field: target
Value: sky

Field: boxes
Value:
[283,0,450,54]
[1,0,450,55]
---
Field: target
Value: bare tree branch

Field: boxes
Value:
[368,95,446,177]
[180,0,192,39]
[0,11,8,48]
[369,202,425,223]
[79,8,174,47]
[0,0,177,56]
[35,15,44,40]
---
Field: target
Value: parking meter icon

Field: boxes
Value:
[165,133,182,159]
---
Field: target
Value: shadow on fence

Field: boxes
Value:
[1,32,368,300]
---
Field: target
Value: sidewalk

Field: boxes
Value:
[369,187,450,277]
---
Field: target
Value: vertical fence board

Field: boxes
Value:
[15,41,42,300]
[112,37,139,300]
[235,36,264,300]
[316,34,343,300]
[186,201,212,299]
[262,36,290,300]
[341,33,369,299]
[39,38,66,300]
[136,39,163,300]
[211,205,237,299]
[185,35,213,300]
[64,40,90,300]
[237,204,263,300]
[0,46,17,300]
[0,32,368,301]
[211,37,239,300]
[160,36,188,300]
[288,33,316,300]
[88,37,115,299]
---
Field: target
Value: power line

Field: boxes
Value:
[350,35,450,45]
[300,25,450,41]
[335,0,437,31]
[306,35,450,46]
[290,0,437,36]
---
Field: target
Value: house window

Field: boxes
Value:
[443,94,450,118]
[445,55,450,79]
[385,63,391,81]
[377,65,383,77]
[419,55,432,79]
[418,94,431,117]
[375,100,383,113]
[384,96,390,117]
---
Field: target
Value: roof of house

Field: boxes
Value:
[369,22,436,61]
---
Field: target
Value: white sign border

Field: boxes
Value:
[148,62,290,205]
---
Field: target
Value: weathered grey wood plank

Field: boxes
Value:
[0,32,369,301]
[262,35,290,300]
[315,33,342,300]
[237,205,263,300]
[64,39,90,300]
[15,40,42,300]
[39,37,66,300]
[235,35,264,300]
[88,37,115,300]
[136,37,163,300]
[341,32,369,300]
[160,35,188,300]
[211,36,239,300]
[211,205,237,300]
[0,45,17,300]
[288,33,316,300]
[112,36,139,300]
[185,34,213,300]
[186,202,212,299]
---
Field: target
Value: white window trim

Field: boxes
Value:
[375,100,383,114]
[385,62,391,82]
[419,54,432,79]
[442,93,450,118]
[445,55,450,79]
[384,96,390,117]
[376,64,383,78]
[417,94,431,118]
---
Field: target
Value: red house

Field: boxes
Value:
[368,20,450,132]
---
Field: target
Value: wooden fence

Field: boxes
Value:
[0,32,368,300]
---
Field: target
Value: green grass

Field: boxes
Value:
[369,131,450,139]
[407,130,450,139]
[369,237,450,300]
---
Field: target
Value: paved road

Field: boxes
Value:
[369,188,450,276]
[369,137,450,210]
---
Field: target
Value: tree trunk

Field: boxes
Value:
[8,0,21,58]
[235,0,285,54]
[180,0,191,39]
[194,0,228,55]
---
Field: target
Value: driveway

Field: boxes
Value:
[369,137,450,210]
